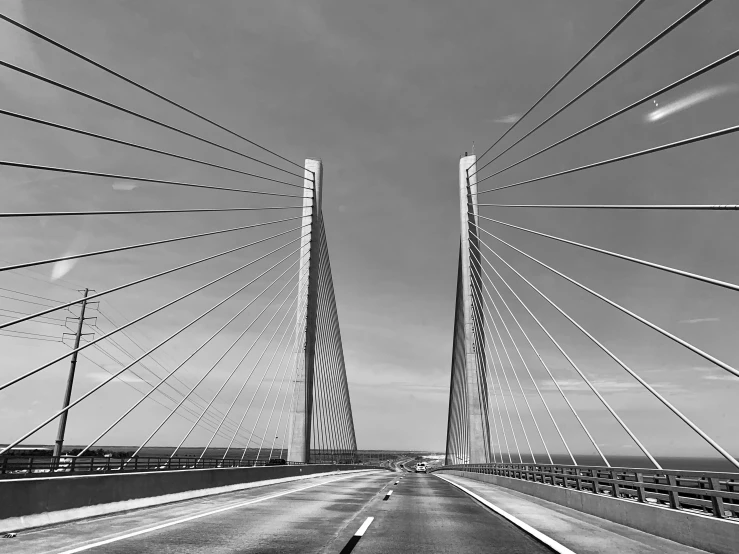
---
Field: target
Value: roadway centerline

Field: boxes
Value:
[338,517,375,554]
[383,489,393,501]
[54,472,365,554]
[434,474,576,554]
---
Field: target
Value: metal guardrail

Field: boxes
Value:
[434,463,739,520]
[0,456,368,479]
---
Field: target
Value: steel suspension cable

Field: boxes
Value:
[479,203,739,210]
[75,251,303,457]
[0,215,305,278]
[77,350,258,444]
[94,312,254,439]
[0,109,307,190]
[477,214,739,294]
[237,300,300,462]
[473,218,739,379]
[131,270,303,460]
[469,239,601,465]
[0,222,308,334]
[472,235,660,467]
[470,281,520,462]
[471,0,646,172]
[478,242,739,470]
[174,286,300,459]
[471,263,546,463]
[475,0,714,178]
[478,122,739,191]
[0,227,308,391]
[0,13,305,172]
[87,341,260,445]
[0,206,304,218]
[267,359,298,460]
[0,60,306,181]
[474,270,563,465]
[482,47,739,181]
[255,320,301,460]
[0,160,305,198]
[223,292,308,459]
[0,243,304,458]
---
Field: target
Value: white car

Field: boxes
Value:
[415,462,427,473]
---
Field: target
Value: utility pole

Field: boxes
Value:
[53,288,90,460]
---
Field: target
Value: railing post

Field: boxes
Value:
[708,477,726,518]
[286,159,322,464]
[575,468,582,491]
[667,474,681,510]
[635,472,646,503]
[610,469,620,497]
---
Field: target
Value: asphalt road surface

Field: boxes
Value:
[3,470,554,553]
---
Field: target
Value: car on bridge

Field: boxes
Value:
[414,462,427,473]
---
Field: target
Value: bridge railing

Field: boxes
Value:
[434,463,739,520]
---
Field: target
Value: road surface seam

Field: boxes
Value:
[435,474,577,554]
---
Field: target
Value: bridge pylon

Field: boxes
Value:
[446,154,493,464]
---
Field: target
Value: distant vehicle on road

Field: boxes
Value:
[415,462,427,473]
[267,458,287,466]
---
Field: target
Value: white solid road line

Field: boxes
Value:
[435,474,577,554]
[355,517,374,536]
[56,473,364,554]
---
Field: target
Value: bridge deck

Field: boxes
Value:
[0,470,711,553]
[439,473,711,554]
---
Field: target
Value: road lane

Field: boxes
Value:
[2,470,392,554]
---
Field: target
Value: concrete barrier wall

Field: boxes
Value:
[439,469,739,554]
[0,464,372,532]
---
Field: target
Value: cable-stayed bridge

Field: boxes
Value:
[1,2,738,553]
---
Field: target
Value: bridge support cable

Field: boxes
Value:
[0,239,306,457]
[473,219,739,380]
[254,323,302,461]
[471,268,564,466]
[0,221,309,334]
[471,236,662,469]
[89,320,257,443]
[470,264,550,464]
[478,121,739,192]
[174,288,300,459]
[467,240,605,465]
[0,215,306,278]
[472,229,739,470]
[474,0,714,181]
[480,48,739,182]
[0,13,306,173]
[0,226,309,392]
[0,60,306,182]
[0,160,306,198]
[470,0,646,176]
[0,206,308,218]
[469,287,522,463]
[84,343,263,447]
[0,109,307,190]
[92,311,260,444]
[133,274,303,460]
[267,359,298,460]
[42,248,306,459]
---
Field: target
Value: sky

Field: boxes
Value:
[0,0,738,460]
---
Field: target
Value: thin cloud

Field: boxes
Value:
[84,371,143,384]
[646,85,738,122]
[493,113,521,124]
[679,317,720,324]
[111,181,139,192]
